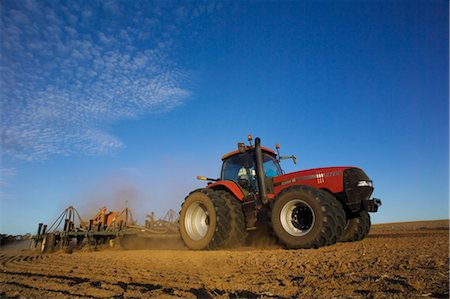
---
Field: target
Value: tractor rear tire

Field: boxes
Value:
[270,185,346,249]
[216,190,248,248]
[179,189,230,250]
[340,210,371,242]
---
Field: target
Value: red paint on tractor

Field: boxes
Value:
[206,181,245,201]
[273,166,352,194]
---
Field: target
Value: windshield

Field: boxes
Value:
[221,152,254,182]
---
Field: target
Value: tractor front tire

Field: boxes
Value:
[179,189,230,250]
[270,185,345,249]
[340,210,371,242]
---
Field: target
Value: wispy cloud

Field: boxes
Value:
[0,168,16,179]
[0,167,16,197]
[0,1,196,161]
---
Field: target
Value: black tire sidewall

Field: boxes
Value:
[179,191,217,250]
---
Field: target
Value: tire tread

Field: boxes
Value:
[215,190,248,248]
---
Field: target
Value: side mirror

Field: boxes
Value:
[276,143,297,165]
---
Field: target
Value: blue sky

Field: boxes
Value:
[1,0,448,234]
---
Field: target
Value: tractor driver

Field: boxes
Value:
[237,166,256,192]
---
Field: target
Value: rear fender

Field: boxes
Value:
[206,181,245,201]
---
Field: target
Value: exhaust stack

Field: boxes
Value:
[254,137,268,204]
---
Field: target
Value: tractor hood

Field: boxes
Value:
[272,166,357,194]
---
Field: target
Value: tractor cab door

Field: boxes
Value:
[221,152,257,193]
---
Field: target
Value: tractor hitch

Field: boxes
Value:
[363,198,382,213]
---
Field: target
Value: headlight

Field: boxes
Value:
[357,180,373,187]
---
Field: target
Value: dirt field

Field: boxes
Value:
[1,220,448,298]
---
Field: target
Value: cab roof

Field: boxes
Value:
[221,146,277,161]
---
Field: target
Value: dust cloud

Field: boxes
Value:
[72,174,145,225]
[68,169,194,227]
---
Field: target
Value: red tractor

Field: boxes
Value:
[179,136,381,250]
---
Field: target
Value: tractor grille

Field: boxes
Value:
[344,168,374,211]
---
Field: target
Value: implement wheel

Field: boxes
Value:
[271,185,345,249]
[179,189,230,250]
[40,233,56,253]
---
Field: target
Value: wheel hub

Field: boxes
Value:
[280,199,315,237]
[291,205,314,231]
[184,202,210,241]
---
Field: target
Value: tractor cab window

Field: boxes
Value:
[263,154,283,177]
[221,152,256,191]
[221,152,282,191]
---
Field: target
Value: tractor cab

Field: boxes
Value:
[220,148,282,193]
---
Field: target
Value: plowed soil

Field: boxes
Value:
[1,220,448,298]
